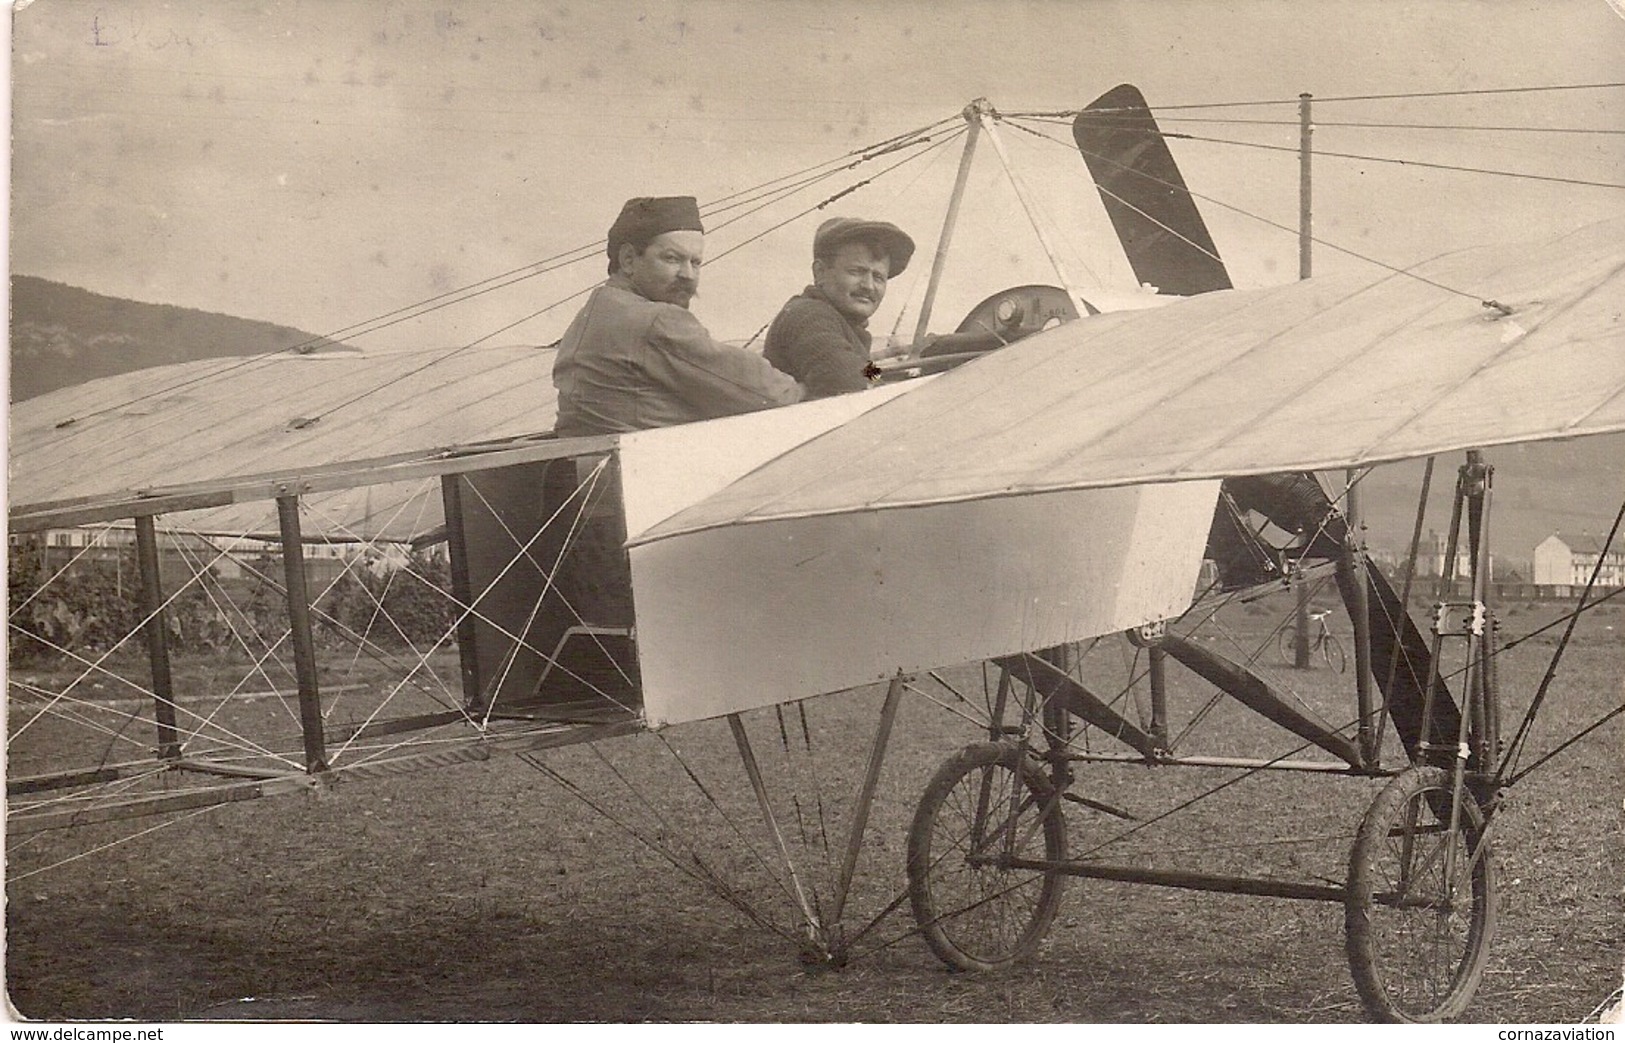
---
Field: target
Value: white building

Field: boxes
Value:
[10,525,377,583]
[1419,528,1490,580]
[1533,534,1625,588]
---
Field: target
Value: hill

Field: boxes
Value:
[8,276,357,402]
[1339,433,1625,574]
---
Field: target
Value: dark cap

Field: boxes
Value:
[607,196,705,264]
[813,217,916,277]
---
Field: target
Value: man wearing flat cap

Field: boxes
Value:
[553,196,805,436]
[763,217,915,399]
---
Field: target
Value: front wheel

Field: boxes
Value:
[907,742,1067,971]
[1346,767,1497,1022]
[1322,632,1348,673]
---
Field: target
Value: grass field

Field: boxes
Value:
[5,600,1621,1023]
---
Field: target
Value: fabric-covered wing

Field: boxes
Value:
[8,345,561,541]
[636,217,1625,547]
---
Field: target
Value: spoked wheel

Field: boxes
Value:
[907,741,1067,971]
[1276,625,1301,668]
[1346,766,1497,1022]
[1323,632,1348,674]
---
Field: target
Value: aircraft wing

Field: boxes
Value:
[636,216,1625,548]
[615,216,1623,724]
[8,345,562,542]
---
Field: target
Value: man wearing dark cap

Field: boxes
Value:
[763,217,915,399]
[553,196,805,436]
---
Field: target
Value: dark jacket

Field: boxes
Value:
[763,285,874,399]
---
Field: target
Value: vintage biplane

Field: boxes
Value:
[7,85,1623,1022]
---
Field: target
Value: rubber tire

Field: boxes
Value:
[1346,766,1497,1022]
[907,742,1067,971]
[1323,633,1348,674]
[1278,626,1300,667]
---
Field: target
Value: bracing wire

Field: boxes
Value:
[1148,128,1625,192]
[234,129,961,427]
[1003,80,1625,117]
[1003,114,1525,308]
[997,116,1226,271]
[1148,117,1625,135]
[704,126,968,267]
[517,751,799,945]
[1497,493,1625,782]
[1018,113,1625,191]
[313,140,954,427]
[52,118,960,429]
[7,803,236,885]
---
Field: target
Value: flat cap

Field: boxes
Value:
[608,196,704,262]
[813,217,916,277]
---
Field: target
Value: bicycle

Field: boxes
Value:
[1278,608,1347,672]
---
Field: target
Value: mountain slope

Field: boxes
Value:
[1343,434,1625,572]
[9,276,357,401]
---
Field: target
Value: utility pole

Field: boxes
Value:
[1299,93,1312,280]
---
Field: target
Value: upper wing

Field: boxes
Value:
[634,216,1625,547]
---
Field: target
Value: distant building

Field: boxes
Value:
[1418,528,1490,581]
[9,525,378,585]
[1533,534,1625,588]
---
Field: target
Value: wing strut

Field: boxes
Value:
[913,101,986,343]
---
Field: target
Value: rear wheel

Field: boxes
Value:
[1277,625,1300,667]
[1346,766,1497,1022]
[907,741,1067,971]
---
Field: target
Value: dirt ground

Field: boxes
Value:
[6,606,1622,1023]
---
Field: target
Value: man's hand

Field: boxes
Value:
[870,336,916,361]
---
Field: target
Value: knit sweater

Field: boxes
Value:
[762,285,874,399]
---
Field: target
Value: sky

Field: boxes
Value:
[8,0,1625,355]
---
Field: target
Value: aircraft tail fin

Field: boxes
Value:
[1073,83,1233,296]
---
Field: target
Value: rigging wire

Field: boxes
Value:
[330,120,947,340]
[1003,80,1625,117]
[705,115,960,212]
[703,126,968,268]
[44,82,1616,431]
[1147,117,1625,135]
[518,751,799,945]
[302,126,950,353]
[1019,114,1625,191]
[1002,115,1530,308]
[1171,129,1625,192]
[700,135,945,247]
[1497,493,1625,782]
[999,117,1225,271]
[304,129,952,425]
[6,802,235,885]
[47,119,956,429]
[311,122,954,427]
